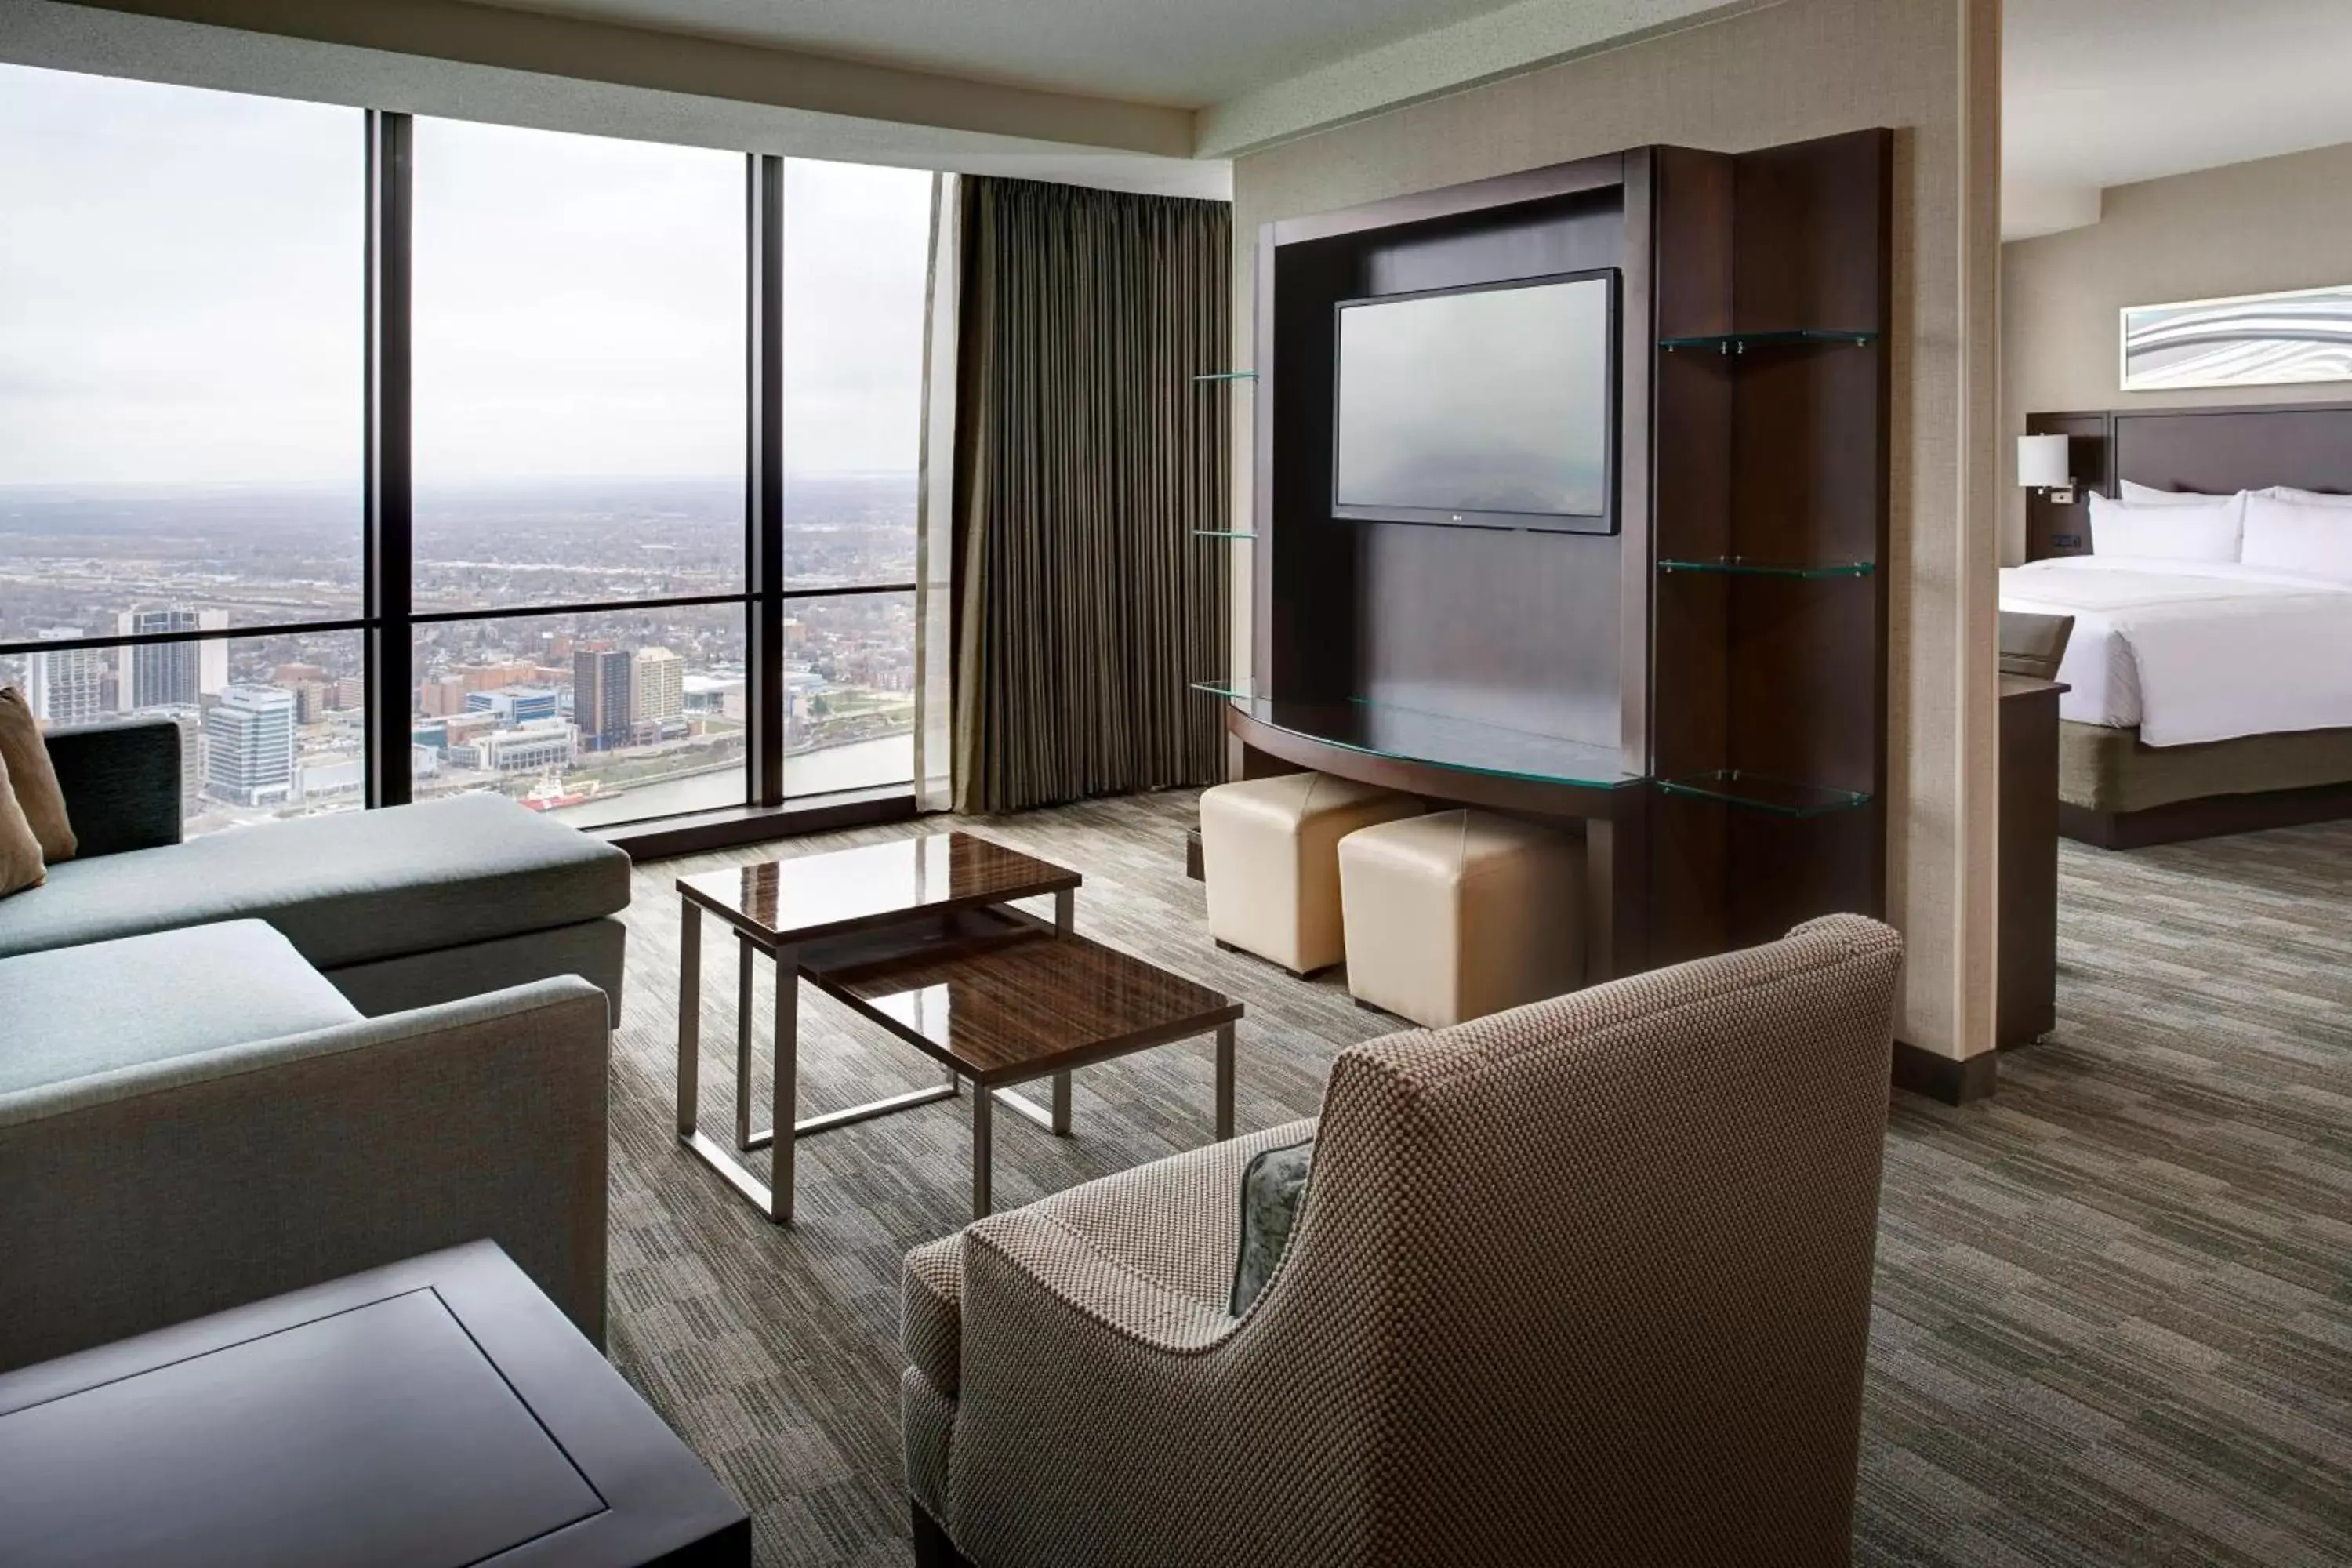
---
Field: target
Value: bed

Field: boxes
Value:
[2013,402,2352,847]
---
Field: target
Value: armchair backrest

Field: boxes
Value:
[1257,914,1903,1565]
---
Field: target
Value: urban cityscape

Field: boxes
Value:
[0,473,920,833]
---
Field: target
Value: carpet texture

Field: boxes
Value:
[603,792,2350,1566]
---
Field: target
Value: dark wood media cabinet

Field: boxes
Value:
[1204,129,1892,987]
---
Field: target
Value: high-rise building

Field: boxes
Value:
[631,647,685,737]
[27,628,110,726]
[572,646,633,752]
[205,684,296,807]
[116,608,227,711]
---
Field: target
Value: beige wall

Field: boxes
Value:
[2000,140,2352,561]
[1227,0,2004,1061]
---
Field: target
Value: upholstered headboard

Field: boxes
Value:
[2023,401,2352,561]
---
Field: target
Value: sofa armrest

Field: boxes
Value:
[0,977,608,1374]
[43,716,183,858]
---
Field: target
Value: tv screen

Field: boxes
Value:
[1331,270,1617,533]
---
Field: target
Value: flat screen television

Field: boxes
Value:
[1331,269,1618,534]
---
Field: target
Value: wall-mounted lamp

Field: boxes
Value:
[2018,434,2075,505]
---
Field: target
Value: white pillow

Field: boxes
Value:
[2257,485,2352,508]
[2241,493,2352,583]
[2087,492,2243,564]
[2120,478,2235,507]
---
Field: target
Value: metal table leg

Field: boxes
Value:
[676,894,800,1225]
[734,934,757,1151]
[675,898,701,1138]
[971,1080,993,1219]
[1214,1022,1236,1142]
[768,941,797,1225]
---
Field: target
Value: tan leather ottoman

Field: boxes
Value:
[1336,808,1586,1027]
[1199,773,1422,975]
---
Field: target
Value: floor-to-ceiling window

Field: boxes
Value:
[408,117,749,826]
[0,64,945,837]
[778,159,932,798]
[0,65,367,833]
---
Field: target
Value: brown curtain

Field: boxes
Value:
[952,176,1230,815]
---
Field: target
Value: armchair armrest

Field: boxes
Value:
[0,977,608,1373]
[43,715,183,858]
[964,1207,1240,1356]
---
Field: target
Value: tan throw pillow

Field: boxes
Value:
[0,685,75,863]
[0,746,47,899]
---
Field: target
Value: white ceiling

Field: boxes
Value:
[2005,0,2352,238]
[473,0,1544,107]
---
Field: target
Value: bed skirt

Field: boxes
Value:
[2059,722,2352,846]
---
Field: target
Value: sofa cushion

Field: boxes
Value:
[0,793,630,969]
[0,920,361,1098]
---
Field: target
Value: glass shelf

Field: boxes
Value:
[1654,770,1872,817]
[1192,370,1258,383]
[1658,329,1878,352]
[1192,682,1641,791]
[1193,530,1258,540]
[1658,557,1875,579]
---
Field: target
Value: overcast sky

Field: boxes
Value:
[0,62,934,490]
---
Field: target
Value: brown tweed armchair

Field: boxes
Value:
[902,914,1904,1567]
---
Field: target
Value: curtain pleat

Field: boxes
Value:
[951,177,1230,815]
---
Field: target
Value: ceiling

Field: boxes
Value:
[473,0,1531,107]
[2005,0,2352,238]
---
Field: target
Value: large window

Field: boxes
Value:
[0,65,364,833]
[407,118,750,815]
[779,159,934,796]
[0,71,944,834]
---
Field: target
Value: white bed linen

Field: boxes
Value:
[1999,556,2352,745]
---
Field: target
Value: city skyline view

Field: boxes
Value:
[0,471,921,833]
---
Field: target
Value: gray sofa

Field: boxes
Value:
[3,716,632,1020]
[0,716,630,1373]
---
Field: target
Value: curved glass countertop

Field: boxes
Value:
[1194,682,1642,791]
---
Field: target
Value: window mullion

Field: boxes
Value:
[365,109,415,809]
[749,153,788,809]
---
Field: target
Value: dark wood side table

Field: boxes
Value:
[1998,675,2067,1049]
[0,1240,749,1568]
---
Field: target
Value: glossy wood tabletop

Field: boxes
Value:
[675,831,1080,945]
[807,917,1241,1086]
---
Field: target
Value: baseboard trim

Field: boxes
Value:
[1892,1039,1998,1105]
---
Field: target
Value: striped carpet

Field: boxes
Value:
[602,793,2352,1566]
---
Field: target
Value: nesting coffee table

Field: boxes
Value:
[675,833,1242,1223]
